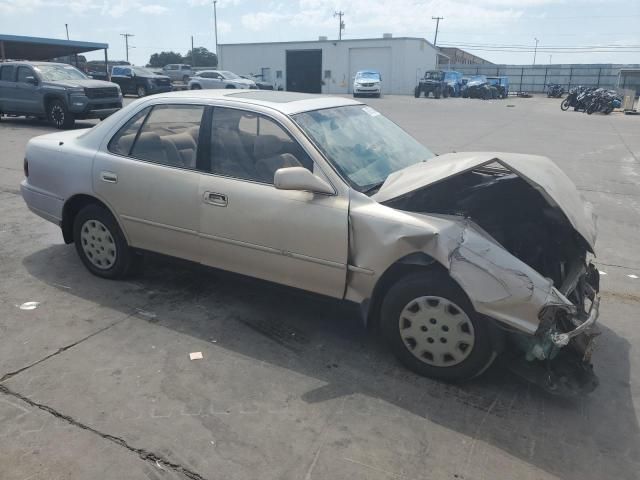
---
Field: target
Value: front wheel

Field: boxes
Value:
[47,99,75,129]
[414,86,420,98]
[137,85,147,97]
[190,84,202,90]
[73,204,134,279]
[380,271,496,381]
[586,103,597,115]
[560,99,571,111]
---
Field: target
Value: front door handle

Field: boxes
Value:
[100,171,118,183]
[203,191,228,207]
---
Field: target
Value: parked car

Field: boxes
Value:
[443,71,463,97]
[353,70,382,97]
[188,70,257,89]
[110,66,172,98]
[462,75,492,99]
[414,70,449,98]
[487,76,509,99]
[0,61,122,129]
[162,64,193,83]
[240,74,274,90]
[20,90,600,396]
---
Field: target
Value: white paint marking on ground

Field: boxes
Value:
[189,352,203,360]
[599,271,607,275]
[18,301,40,310]
[628,274,638,279]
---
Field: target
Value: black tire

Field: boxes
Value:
[73,204,134,279]
[380,271,496,381]
[414,86,420,98]
[443,87,449,98]
[586,103,597,115]
[190,84,202,90]
[47,99,75,129]
[137,85,147,97]
[434,88,441,99]
[182,75,190,83]
[225,84,236,89]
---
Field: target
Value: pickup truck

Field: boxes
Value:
[0,61,122,129]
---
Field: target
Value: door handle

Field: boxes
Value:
[203,191,228,207]
[100,171,118,183]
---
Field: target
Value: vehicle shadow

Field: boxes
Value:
[22,245,640,480]
[0,116,97,130]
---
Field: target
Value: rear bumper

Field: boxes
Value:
[20,180,63,226]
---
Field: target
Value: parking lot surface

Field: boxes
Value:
[1,95,639,480]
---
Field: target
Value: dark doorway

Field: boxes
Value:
[286,49,322,93]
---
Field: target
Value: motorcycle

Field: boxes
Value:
[586,89,621,115]
[547,84,564,98]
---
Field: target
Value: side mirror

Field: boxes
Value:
[274,167,334,195]
[25,75,38,85]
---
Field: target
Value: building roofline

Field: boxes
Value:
[0,34,108,50]
[220,36,435,49]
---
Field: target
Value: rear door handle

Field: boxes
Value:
[100,171,118,183]
[203,191,228,207]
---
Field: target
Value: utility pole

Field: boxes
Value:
[191,36,195,67]
[431,16,443,46]
[334,11,345,40]
[65,23,69,40]
[213,0,219,67]
[120,33,134,63]
[533,37,539,65]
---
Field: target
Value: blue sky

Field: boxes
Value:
[1,0,639,66]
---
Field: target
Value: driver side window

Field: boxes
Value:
[209,107,313,184]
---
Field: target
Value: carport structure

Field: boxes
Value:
[0,34,109,76]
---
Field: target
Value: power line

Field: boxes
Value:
[334,11,345,41]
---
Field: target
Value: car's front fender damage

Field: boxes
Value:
[345,157,600,395]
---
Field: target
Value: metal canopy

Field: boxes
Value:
[0,34,108,61]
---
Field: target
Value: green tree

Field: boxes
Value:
[184,47,218,67]
[148,51,184,67]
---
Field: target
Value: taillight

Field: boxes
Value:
[23,158,29,177]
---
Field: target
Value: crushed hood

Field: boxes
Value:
[373,152,596,251]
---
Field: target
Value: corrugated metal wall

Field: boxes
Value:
[446,64,640,93]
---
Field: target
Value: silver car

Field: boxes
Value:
[20,90,600,394]
[188,70,257,90]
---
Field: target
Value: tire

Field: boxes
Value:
[47,99,75,129]
[182,75,190,83]
[225,84,236,89]
[443,87,449,98]
[190,84,202,90]
[380,271,496,381]
[586,103,597,115]
[434,88,441,99]
[137,85,147,97]
[73,204,134,279]
[414,86,420,98]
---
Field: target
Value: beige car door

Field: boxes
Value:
[198,106,349,298]
[93,104,205,263]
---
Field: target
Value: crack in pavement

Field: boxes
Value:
[0,319,126,383]
[0,384,208,480]
[0,187,21,196]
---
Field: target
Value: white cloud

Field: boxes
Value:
[139,4,169,14]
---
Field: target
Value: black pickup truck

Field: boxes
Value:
[0,61,122,129]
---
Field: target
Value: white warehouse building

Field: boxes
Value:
[218,35,439,95]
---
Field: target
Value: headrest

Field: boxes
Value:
[253,135,283,159]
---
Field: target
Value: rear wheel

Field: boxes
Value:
[225,84,236,89]
[182,75,190,83]
[47,99,75,129]
[414,86,420,98]
[434,88,441,99]
[73,204,134,279]
[190,84,202,90]
[380,271,496,381]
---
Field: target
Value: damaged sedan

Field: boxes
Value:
[20,90,600,395]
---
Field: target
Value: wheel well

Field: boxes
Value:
[44,94,65,111]
[61,194,111,244]
[364,253,444,330]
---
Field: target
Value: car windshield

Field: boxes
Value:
[219,70,240,79]
[293,105,434,193]
[424,71,441,80]
[356,72,380,80]
[133,67,156,76]
[35,64,86,81]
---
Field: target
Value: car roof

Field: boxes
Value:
[4,61,69,67]
[146,89,362,115]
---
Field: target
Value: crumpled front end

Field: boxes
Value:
[347,152,601,395]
